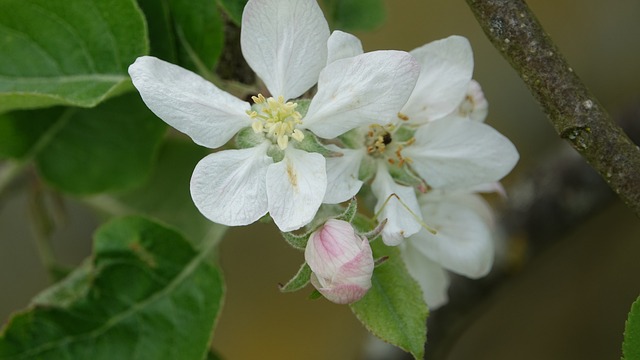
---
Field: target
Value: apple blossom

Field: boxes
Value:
[304,219,374,304]
[128,0,419,232]
[401,188,497,309]
[324,34,518,245]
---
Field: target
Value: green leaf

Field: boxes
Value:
[322,0,386,31]
[36,94,166,194]
[0,108,61,159]
[136,0,178,62]
[92,138,219,244]
[623,296,640,360]
[0,0,148,113]
[171,0,225,73]
[0,94,166,194]
[350,215,428,360]
[136,0,224,73]
[31,260,94,308]
[0,216,225,360]
[217,0,247,26]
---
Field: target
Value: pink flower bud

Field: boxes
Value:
[304,219,375,304]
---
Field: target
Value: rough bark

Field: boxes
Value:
[465,0,640,216]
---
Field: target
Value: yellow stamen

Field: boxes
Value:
[247,93,305,149]
[397,112,409,121]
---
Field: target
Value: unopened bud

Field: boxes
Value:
[304,219,374,304]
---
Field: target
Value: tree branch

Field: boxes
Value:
[464,0,640,216]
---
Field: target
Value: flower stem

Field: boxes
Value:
[28,181,70,282]
[465,0,640,216]
[0,161,26,197]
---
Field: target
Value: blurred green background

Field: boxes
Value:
[1,0,639,359]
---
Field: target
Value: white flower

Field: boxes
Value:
[440,80,489,123]
[324,34,518,244]
[128,0,419,232]
[304,219,374,304]
[402,115,519,189]
[400,188,496,309]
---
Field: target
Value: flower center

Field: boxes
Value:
[247,94,305,150]
[364,123,413,167]
[365,124,393,156]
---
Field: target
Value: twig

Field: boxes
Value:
[464,0,640,216]
[421,102,640,360]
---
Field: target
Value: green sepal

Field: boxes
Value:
[373,256,389,267]
[279,263,312,293]
[361,218,387,241]
[393,125,416,142]
[338,128,364,150]
[333,197,358,223]
[294,99,311,118]
[295,130,339,157]
[280,230,310,250]
[235,126,265,149]
[358,156,376,183]
[281,198,358,250]
[309,290,323,300]
[388,163,426,188]
[307,204,344,230]
[266,144,284,163]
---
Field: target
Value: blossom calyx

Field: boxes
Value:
[304,219,374,304]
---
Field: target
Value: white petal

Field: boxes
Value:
[400,243,450,309]
[327,30,364,64]
[266,148,327,231]
[402,36,474,124]
[303,51,420,139]
[129,56,250,148]
[465,80,489,122]
[241,0,329,100]
[404,117,519,189]
[422,189,496,226]
[371,163,422,246]
[439,79,489,123]
[190,143,272,226]
[323,146,366,204]
[409,192,494,278]
[466,182,506,198]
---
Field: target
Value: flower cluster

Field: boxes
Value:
[129,0,518,307]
